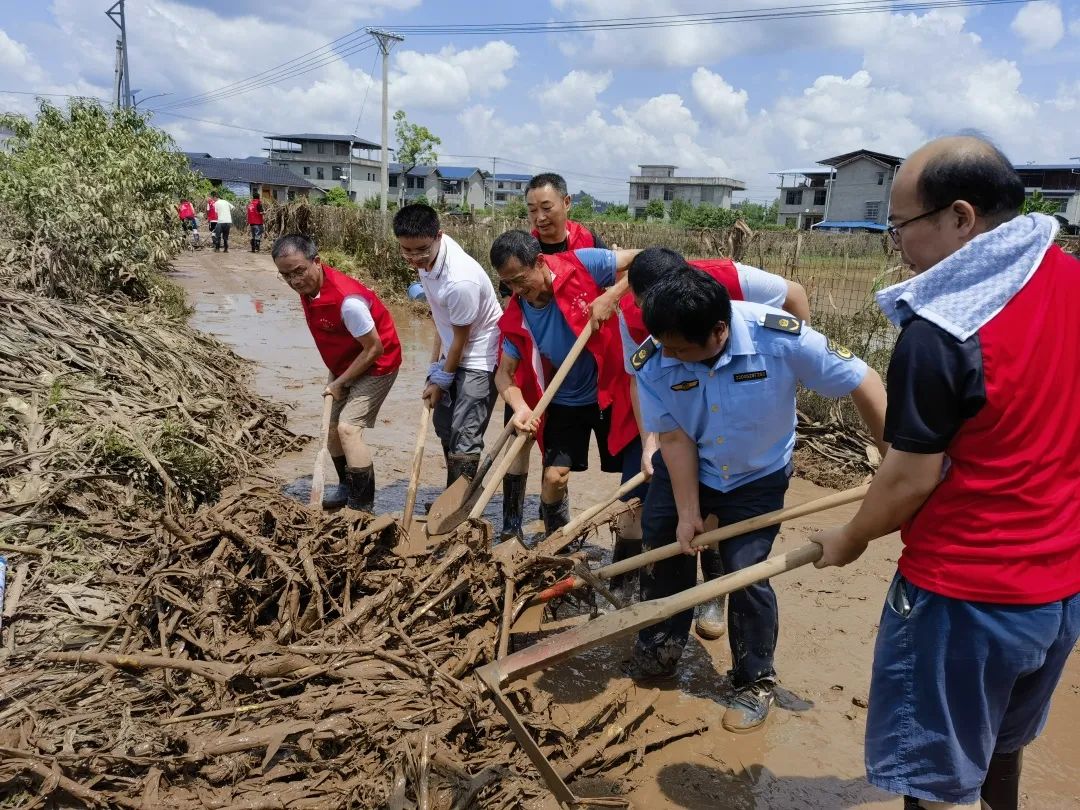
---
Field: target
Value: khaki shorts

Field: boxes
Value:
[330,370,398,429]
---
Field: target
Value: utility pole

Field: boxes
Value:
[366,28,403,215]
[106,1,132,109]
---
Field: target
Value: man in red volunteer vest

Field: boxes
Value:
[177,199,196,230]
[205,194,218,238]
[496,173,613,542]
[815,136,1080,810]
[491,229,640,538]
[271,233,402,511]
[247,197,265,253]
[610,247,811,637]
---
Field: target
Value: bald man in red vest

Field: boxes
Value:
[272,233,402,512]
[815,136,1080,810]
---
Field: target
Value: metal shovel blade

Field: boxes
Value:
[425,475,475,535]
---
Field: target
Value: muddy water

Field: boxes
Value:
[172,250,1080,809]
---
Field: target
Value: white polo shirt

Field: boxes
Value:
[419,233,502,372]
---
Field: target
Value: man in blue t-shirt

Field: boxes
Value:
[492,229,640,539]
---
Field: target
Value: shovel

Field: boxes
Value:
[476,541,826,805]
[511,483,868,632]
[425,420,516,535]
[401,402,432,535]
[309,393,335,510]
[466,322,596,528]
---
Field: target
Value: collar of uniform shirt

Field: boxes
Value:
[656,310,757,372]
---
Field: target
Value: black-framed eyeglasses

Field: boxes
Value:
[887,203,951,243]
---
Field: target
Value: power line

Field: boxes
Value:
[159,30,373,110]
[162,39,377,111]
[389,0,1031,34]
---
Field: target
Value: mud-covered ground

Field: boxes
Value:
[171,248,1080,809]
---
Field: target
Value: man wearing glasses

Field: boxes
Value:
[394,204,502,489]
[491,230,640,538]
[815,136,1080,810]
[271,233,402,512]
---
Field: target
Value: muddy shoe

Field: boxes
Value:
[695,596,728,640]
[622,638,682,682]
[722,682,774,733]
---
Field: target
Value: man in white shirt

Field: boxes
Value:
[210,191,234,253]
[394,204,502,488]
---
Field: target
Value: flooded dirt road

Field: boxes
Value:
[172,249,1080,809]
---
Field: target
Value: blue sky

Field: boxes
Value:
[2,1,1078,202]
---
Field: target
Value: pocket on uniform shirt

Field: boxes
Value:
[727,376,774,429]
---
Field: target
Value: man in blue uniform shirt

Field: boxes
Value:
[628,267,887,732]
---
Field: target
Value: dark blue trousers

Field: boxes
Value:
[637,455,790,687]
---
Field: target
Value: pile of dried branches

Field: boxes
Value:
[794,403,879,489]
[0,485,696,808]
[0,286,301,528]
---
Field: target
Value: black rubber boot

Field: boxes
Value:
[981,748,1023,810]
[501,473,527,542]
[447,453,480,488]
[346,464,375,512]
[540,495,571,536]
[250,239,257,253]
[331,455,349,485]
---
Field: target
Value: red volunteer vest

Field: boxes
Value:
[530,219,596,251]
[620,258,744,344]
[246,199,264,226]
[899,245,1080,604]
[301,264,402,378]
[178,201,195,219]
[499,252,637,456]
[206,199,218,222]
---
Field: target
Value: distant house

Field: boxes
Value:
[185,153,317,203]
[1014,162,1080,228]
[0,125,14,153]
[628,164,746,219]
[265,133,382,202]
[487,173,531,207]
[389,163,439,204]
[437,166,486,209]
[770,167,832,230]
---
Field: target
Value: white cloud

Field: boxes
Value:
[390,41,518,111]
[1071,18,1080,38]
[691,67,749,128]
[1010,2,1065,50]
[536,70,612,112]
[552,0,891,68]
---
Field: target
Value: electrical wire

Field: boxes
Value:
[160,38,376,111]
[390,0,1030,34]
[158,30,373,110]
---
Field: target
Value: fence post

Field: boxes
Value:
[791,231,802,277]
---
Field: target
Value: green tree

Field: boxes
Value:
[669,198,692,224]
[503,197,527,219]
[0,99,197,299]
[644,199,665,221]
[1022,190,1061,216]
[320,186,354,207]
[393,110,441,205]
[569,192,597,222]
[601,204,632,222]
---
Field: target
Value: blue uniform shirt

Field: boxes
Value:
[633,301,868,492]
[501,248,617,406]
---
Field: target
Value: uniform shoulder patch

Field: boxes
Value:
[629,337,658,371]
[826,338,854,360]
[762,313,802,335]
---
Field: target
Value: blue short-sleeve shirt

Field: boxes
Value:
[633,301,868,492]
[501,248,617,406]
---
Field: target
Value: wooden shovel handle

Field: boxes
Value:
[402,402,432,533]
[461,419,517,503]
[310,392,336,509]
[535,471,647,556]
[527,483,868,606]
[469,322,596,520]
